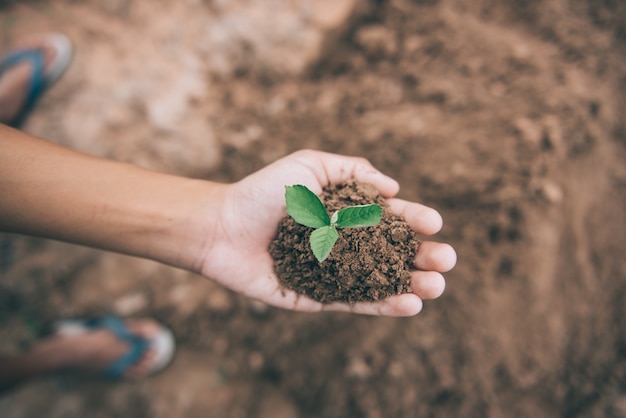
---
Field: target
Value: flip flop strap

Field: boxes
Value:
[0,49,46,127]
[85,316,150,379]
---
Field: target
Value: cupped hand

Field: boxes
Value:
[200,150,456,316]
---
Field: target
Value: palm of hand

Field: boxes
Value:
[200,150,456,317]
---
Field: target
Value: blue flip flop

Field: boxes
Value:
[0,33,73,128]
[53,316,176,379]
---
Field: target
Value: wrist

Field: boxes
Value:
[153,177,228,273]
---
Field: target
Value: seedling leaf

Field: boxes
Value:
[285,185,330,228]
[335,204,383,228]
[283,184,384,263]
[310,225,339,262]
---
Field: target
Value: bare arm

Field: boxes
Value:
[0,124,456,316]
[0,124,222,272]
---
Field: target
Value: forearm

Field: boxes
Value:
[0,124,225,272]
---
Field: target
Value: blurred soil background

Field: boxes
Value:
[1,0,625,417]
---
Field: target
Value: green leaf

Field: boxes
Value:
[335,204,383,228]
[285,185,330,228]
[310,225,339,262]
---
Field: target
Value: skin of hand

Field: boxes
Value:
[0,125,455,317]
[197,150,457,317]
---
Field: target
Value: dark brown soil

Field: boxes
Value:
[270,181,418,303]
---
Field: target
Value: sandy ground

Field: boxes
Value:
[1,0,625,417]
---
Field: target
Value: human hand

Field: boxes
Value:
[199,150,456,316]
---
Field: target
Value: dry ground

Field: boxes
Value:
[1,0,625,417]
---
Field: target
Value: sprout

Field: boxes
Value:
[285,184,383,262]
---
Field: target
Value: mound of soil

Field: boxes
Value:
[2,1,626,417]
[270,181,418,303]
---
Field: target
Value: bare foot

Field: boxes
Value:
[56,318,162,379]
[0,35,68,124]
[0,318,171,392]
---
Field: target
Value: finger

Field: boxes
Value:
[322,293,423,317]
[291,150,400,198]
[415,241,457,272]
[386,198,443,235]
[411,271,446,300]
[268,284,425,317]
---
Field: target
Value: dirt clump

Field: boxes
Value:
[270,181,418,303]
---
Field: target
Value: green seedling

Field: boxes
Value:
[285,184,383,263]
